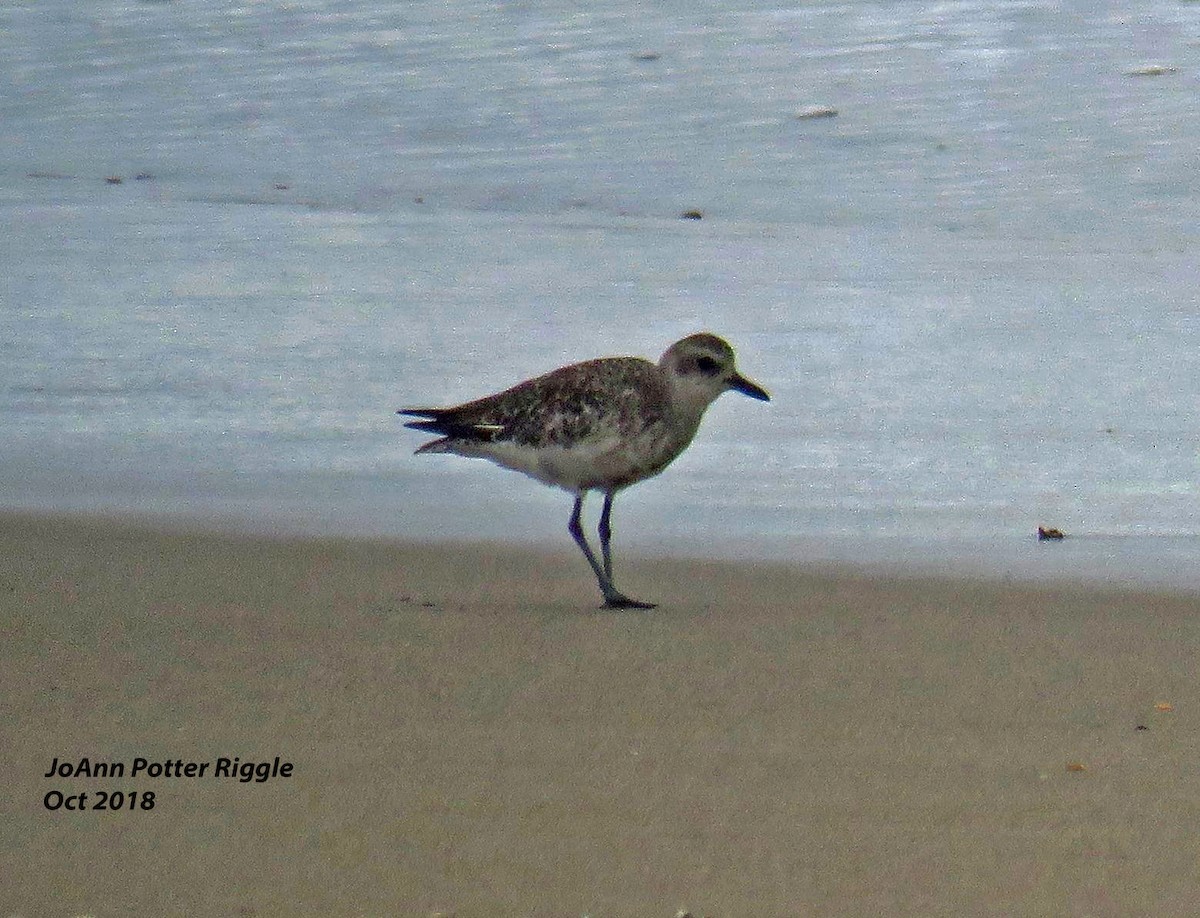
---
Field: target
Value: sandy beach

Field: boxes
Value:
[4,510,1200,915]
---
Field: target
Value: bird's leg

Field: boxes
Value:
[568,494,655,610]
[569,493,610,591]
[598,491,615,582]
[596,493,654,608]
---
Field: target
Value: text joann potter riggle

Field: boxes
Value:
[40,755,295,812]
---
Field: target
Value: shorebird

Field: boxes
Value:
[400,333,770,609]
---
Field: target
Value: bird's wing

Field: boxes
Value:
[401,357,667,448]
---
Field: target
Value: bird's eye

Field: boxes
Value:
[695,355,720,374]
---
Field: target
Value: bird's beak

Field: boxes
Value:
[728,372,770,402]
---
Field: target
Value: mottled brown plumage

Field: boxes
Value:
[400,333,769,608]
[406,357,669,450]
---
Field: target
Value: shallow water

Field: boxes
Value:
[2,0,1198,589]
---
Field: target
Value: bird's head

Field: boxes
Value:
[658,333,770,416]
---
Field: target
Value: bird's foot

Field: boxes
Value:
[602,592,657,611]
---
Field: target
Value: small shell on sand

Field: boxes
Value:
[796,105,838,119]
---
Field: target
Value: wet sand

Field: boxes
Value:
[4,511,1199,915]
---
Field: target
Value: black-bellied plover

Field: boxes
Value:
[400,333,769,609]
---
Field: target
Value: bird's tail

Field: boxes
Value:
[398,408,452,453]
[398,408,447,434]
[398,408,503,453]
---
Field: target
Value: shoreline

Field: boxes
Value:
[6,509,1200,913]
[3,503,1199,598]
[9,508,1200,912]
